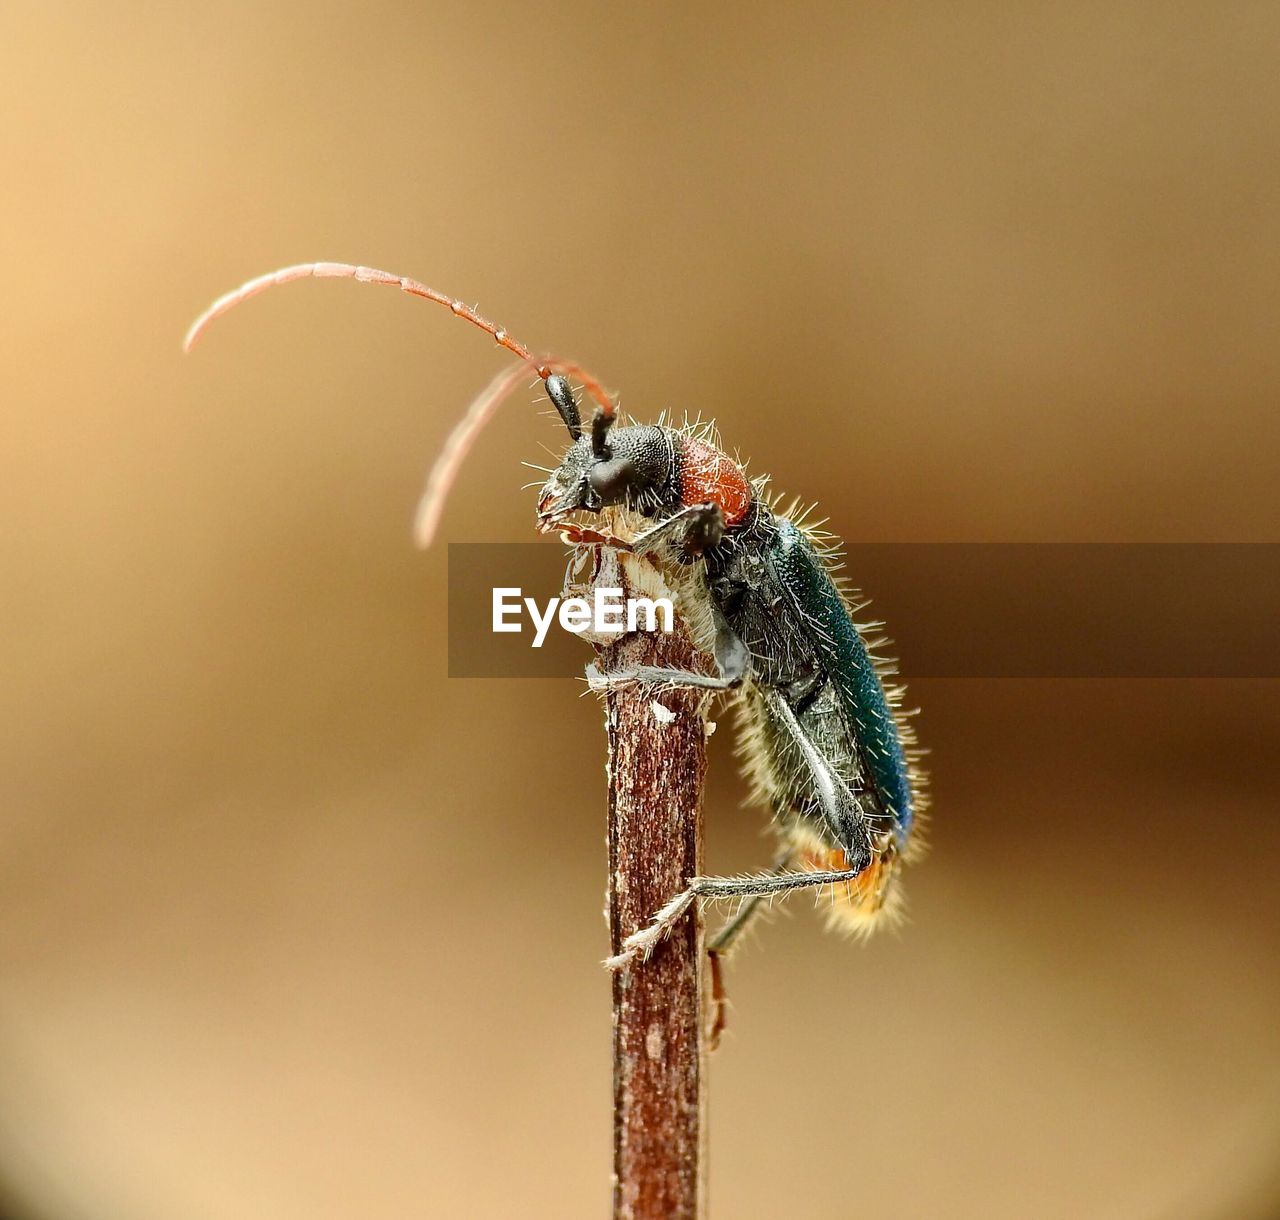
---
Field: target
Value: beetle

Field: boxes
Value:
[185,263,928,971]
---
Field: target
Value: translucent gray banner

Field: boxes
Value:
[447,543,1280,678]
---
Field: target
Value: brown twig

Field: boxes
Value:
[582,549,710,1220]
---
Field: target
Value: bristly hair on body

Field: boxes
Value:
[728,476,930,937]
[614,414,929,939]
[184,263,929,951]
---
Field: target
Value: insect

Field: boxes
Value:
[185,263,928,973]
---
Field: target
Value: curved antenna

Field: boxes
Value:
[413,354,605,548]
[184,261,621,547]
[183,261,617,419]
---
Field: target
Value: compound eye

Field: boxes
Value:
[588,457,637,504]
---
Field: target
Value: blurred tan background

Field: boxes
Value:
[2,1,1279,1217]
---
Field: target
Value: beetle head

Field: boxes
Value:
[536,421,674,527]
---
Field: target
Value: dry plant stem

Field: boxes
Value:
[595,553,709,1220]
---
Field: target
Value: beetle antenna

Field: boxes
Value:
[185,262,621,547]
[591,406,613,459]
[413,353,609,549]
[413,360,533,549]
[183,261,616,421]
[544,373,583,440]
